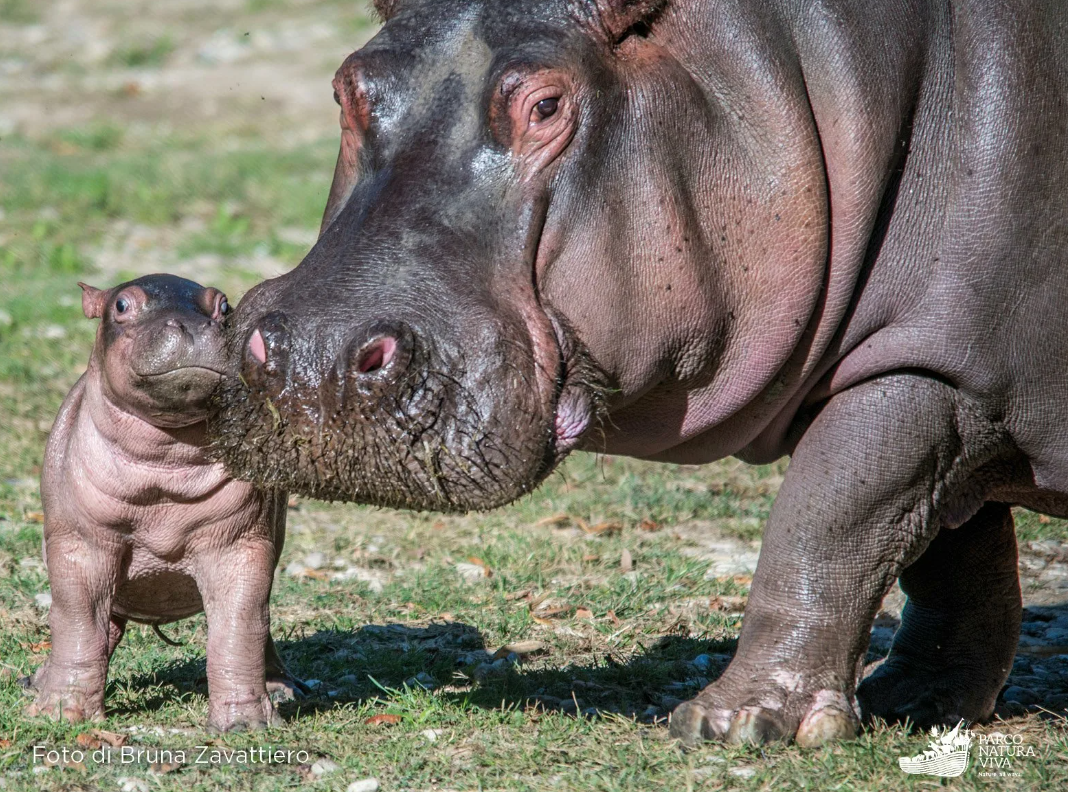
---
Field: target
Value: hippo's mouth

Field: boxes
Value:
[138,366,226,378]
[208,306,607,512]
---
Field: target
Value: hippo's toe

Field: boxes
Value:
[670,680,859,747]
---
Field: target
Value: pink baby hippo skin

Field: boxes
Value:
[23,274,298,731]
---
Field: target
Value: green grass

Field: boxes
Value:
[2,1,1068,786]
[0,0,37,24]
[109,35,176,69]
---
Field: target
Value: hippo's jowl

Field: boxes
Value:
[212,0,1068,744]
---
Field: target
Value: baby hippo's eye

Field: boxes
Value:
[115,298,130,314]
[219,299,230,315]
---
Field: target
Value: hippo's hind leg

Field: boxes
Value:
[857,502,1021,727]
[670,374,1000,747]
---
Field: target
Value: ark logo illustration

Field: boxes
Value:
[897,721,973,778]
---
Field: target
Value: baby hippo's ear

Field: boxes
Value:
[78,282,107,319]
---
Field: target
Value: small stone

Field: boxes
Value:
[421,728,443,742]
[404,672,436,690]
[304,678,322,690]
[691,654,714,672]
[1044,694,1068,711]
[660,696,683,711]
[642,705,661,720]
[1045,627,1068,643]
[338,674,359,686]
[472,662,507,682]
[34,592,52,609]
[310,758,340,777]
[1002,686,1039,705]
[346,780,380,792]
[454,562,488,583]
[559,698,579,715]
[581,707,599,718]
[303,552,326,570]
[117,779,149,792]
[729,767,757,779]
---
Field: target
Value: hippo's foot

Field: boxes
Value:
[857,503,1021,729]
[207,695,283,732]
[264,636,308,703]
[266,673,309,703]
[670,677,859,748]
[857,655,1000,728]
[25,680,104,723]
[17,659,50,693]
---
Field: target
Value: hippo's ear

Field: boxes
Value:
[589,0,668,43]
[78,282,107,319]
[372,0,401,21]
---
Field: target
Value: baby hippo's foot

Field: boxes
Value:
[25,669,105,723]
[208,694,283,732]
[670,672,859,748]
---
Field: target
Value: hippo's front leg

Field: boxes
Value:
[671,374,994,746]
[26,530,121,722]
[197,541,281,732]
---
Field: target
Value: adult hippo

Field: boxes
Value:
[211,0,1068,745]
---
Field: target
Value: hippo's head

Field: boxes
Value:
[212,0,828,508]
[82,275,230,428]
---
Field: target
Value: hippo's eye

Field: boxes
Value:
[219,299,230,315]
[534,97,559,122]
[115,298,129,314]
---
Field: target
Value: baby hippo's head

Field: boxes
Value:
[80,275,230,428]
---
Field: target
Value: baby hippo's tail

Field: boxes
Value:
[152,623,184,647]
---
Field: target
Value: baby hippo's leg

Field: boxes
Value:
[197,541,281,731]
[26,533,120,722]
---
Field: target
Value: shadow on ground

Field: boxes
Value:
[110,605,1068,726]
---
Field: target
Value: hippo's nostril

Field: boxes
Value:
[355,336,397,374]
[341,322,414,385]
[249,329,267,364]
[242,312,291,383]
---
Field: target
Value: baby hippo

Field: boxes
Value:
[25,274,297,731]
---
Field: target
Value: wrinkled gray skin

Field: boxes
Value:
[212,0,1068,744]
[26,275,298,731]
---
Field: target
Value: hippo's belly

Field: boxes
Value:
[113,570,203,624]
